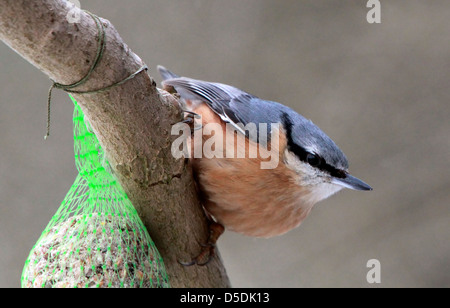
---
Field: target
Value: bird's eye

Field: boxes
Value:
[306,153,321,167]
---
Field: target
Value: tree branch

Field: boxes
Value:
[0,0,230,288]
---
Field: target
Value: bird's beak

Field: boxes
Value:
[332,174,373,191]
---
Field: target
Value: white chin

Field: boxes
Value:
[306,182,343,204]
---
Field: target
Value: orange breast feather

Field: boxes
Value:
[189,103,314,238]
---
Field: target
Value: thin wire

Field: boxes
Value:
[65,65,148,95]
[54,11,106,91]
[45,11,148,139]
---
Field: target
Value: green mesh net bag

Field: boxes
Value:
[21,96,170,288]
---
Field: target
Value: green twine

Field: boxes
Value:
[22,98,170,288]
[45,10,148,139]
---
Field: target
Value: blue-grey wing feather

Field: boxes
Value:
[157,65,349,170]
[158,66,285,129]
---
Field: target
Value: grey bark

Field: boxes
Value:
[0,0,230,288]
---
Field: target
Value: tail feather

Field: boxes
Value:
[157,65,180,80]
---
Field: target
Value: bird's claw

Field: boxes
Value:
[172,110,202,131]
[181,110,202,119]
[178,222,224,267]
[178,242,216,267]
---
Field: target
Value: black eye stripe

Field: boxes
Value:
[281,113,346,179]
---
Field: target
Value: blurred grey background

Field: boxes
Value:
[1,0,449,288]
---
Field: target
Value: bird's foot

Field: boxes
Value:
[172,110,202,131]
[179,222,225,267]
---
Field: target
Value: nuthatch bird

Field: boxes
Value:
[158,66,372,265]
